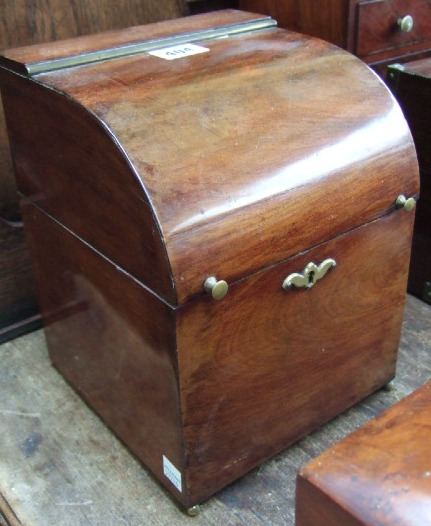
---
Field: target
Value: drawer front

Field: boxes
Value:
[356,0,431,58]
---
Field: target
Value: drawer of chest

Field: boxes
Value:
[356,0,431,58]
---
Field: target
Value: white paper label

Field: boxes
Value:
[163,455,182,492]
[149,43,209,60]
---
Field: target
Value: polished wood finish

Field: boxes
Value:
[239,0,350,47]
[1,295,430,525]
[21,202,184,501]
[0,12,419,303]
[1,9,254,68]
[387,59,431,302]
[239,0,431,73]
[18,201,416,510]
[0,69,175,302]
[0,10,419,508]
[296,380,431,526]
[0,0,187,214]
[178,210,414,505]
[356,0,431,59]
[0,0,188,340]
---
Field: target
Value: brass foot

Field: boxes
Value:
[383,380,395,392]
[186,505,201,517]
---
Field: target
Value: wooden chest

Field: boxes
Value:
[296,381,431,526]
[388,58,431,303]
[0,10,419,510]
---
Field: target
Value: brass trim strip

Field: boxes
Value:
[27,17,277,75]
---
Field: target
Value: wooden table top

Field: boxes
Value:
[1,294,430,526]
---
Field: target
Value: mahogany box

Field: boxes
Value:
[296,381,431,526]
[0,10,419,510]
[388,59,431,303]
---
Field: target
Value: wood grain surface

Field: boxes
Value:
[0,11,419,304]
[1,70,176,302]
[0,0,188,215]
[356,0,431,59]
[21,202,185,502]
[177,209,414,505]
[1,10,262,67]
[0,0,188,338]
[296,380,431,526]
[239,0,431,67]
[16,194,416,508]
[0,9,420,509]
[239,0,350,47]
[0,294,430,525]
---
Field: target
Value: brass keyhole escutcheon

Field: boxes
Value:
[282,258,336,290]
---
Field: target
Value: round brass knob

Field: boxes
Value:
[397,15,414,32]
[204,276,228,300]
[396,194,416,212]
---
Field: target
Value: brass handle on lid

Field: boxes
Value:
[397,15,414,32]
[396,194,416,212]
[204,276,228,300]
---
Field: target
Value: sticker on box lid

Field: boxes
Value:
[163,455,182,492]
[149,43,209,60]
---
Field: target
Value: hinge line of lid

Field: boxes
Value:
[27,17,277,75]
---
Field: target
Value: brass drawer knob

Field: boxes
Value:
[282,258,336,290]
[204,276,228,300]
[397,15,414,33]
[396,194,416,212]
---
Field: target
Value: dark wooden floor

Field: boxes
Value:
[0,294,430,526]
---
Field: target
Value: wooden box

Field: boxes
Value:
[296,381,431,526]
[0,10,419,510]
[388,59,431,303]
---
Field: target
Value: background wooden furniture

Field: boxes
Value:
[1,294,430,525]
[187,0,237,14]
[296,379,431,526]
[388,59,431,304]
[0,0,189,344]
[239,0,431,75]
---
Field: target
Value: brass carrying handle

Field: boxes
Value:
[282,258,336,290]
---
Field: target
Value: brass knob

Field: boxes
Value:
[397,15,414,32]
[396,194,416,212]
[204,276,228,300]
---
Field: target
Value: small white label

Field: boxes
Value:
[163,455,182,492]
[149,43,209,60]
